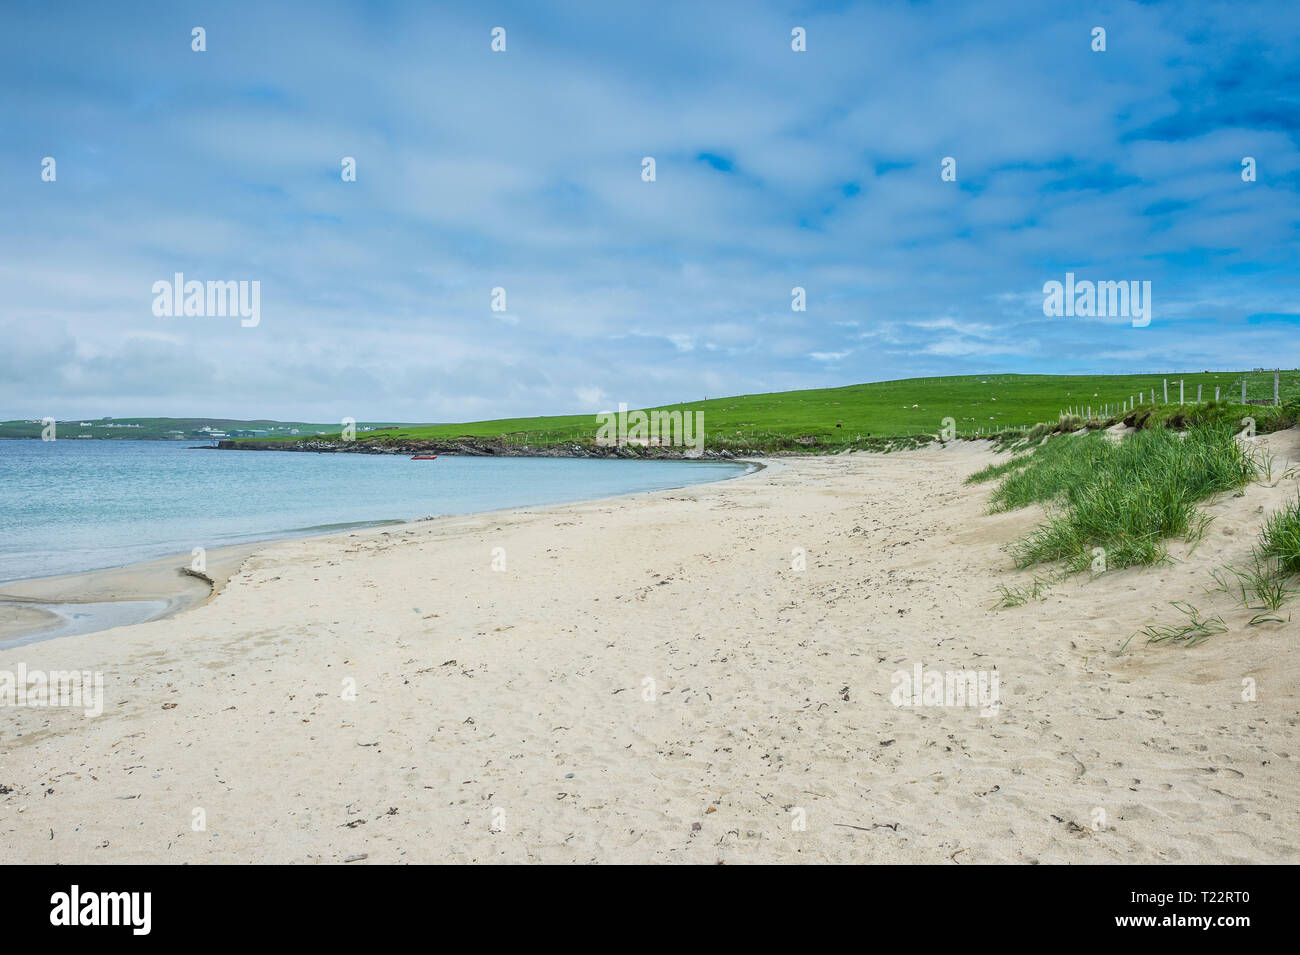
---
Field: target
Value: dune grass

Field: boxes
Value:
[1130,602,1229,648]
[990,574,1056,608]
[964,454,1033,485]
[1211,557,1298,625]
[988,432,1112,512]
[1207,494,1300,625]
[1125,398,1299,436]
[989,425,1258,573]
[1259,493,1300,577]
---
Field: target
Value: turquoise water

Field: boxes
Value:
[0,440,749,583]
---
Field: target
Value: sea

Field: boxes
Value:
[0,439,750,584]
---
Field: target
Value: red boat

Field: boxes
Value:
[410,454,438,460]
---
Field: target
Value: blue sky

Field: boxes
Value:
[2,0,1298,421]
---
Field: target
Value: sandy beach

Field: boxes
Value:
[0,543,264,645]
[2,435,1298,864]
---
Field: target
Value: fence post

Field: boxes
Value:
[1276,372,1280,407]
[1242,379,1247,404]
[1179,380,1184,405]
[1163,380,1168,403]
[1197,384,1202,403]
[1215,386,1220,402]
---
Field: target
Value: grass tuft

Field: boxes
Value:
[1259,493,1300,577]
[989,424,1257,573]
[990,575,1055,608]
[1133,602,1229,647]
[965,454,1033,485]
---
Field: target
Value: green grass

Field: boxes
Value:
[1259,493,1300,577]
[1132,602,1229,648]
[990,574,1056,608]
[1198,492,1300,625]
[989,424,1258,572]
[965,454,1033,485]
[16,370,1293,454]
[228,370,1300,454]
[1137,492,1300,643]
[988,431,1114,512]
[1124,398,1299,436]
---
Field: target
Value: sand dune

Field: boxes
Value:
[2,434,1297,864]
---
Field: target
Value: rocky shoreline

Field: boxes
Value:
[215,438,748,460]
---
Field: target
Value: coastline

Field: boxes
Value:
[3,436,1297,863]
[0,542,265,646]
[0,457,763,646]
[215,437,756,458]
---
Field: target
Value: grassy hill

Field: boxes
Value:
[9,370,1296,452]
[240,370,1300,453]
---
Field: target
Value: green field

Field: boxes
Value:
[243,370,1300,453]
[7,370,1297,452]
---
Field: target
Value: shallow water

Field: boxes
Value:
[0,599,170,650]
[0,440,749,583]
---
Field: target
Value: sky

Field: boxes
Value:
[2,0,1298,423]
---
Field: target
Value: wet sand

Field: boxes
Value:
[0,543,262,645]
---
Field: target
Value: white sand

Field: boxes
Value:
[2,434,1298,864]
[0,542,260,642]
